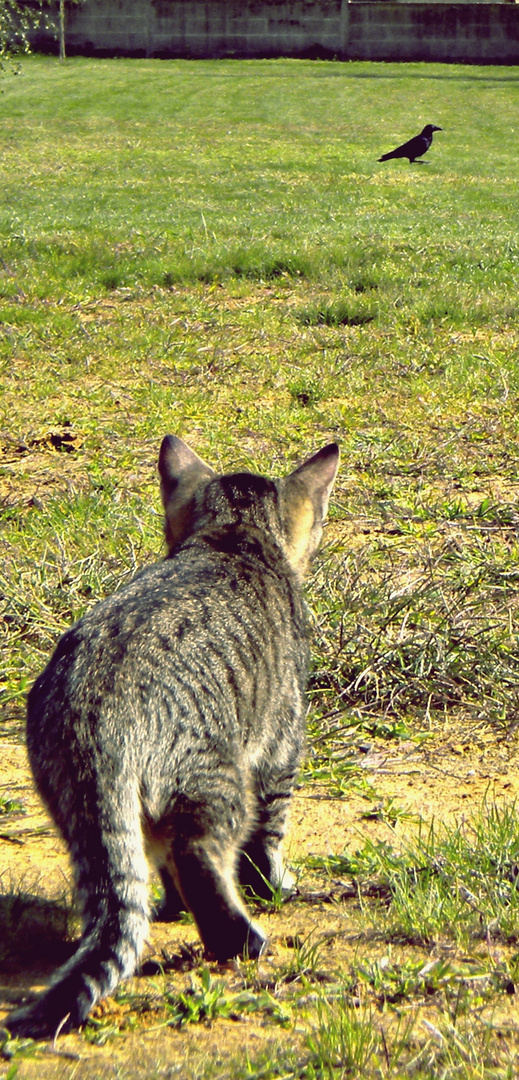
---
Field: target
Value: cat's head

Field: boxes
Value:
[158,436,339,577]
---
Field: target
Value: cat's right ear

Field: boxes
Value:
[158,436,216,552]
[281,443,340,574]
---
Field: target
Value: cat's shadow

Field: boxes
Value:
[0,891,77,1011]
[0,890,203,1012]
[0,891,77,977]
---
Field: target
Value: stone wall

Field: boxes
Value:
[29,0,519,63]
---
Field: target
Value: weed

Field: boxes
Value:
[305,990,417,1076]
[295,296,377,327]
[0,797,23,815]
[309,533,519,730]
[276,932,332,985]
[0,1029,37,1069]
[288,378,324,408]
[240,853,288,913]
[306,994,379,1075]
[359,797,418,827]
[164,967,235,1027]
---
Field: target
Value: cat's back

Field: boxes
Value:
[27,524,306,758]
[27,434,341,790]
[33,521,302,670]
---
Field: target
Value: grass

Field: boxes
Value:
[306,799,519,946]
[2,54,519,1078]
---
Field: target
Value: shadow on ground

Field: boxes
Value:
[0,891,77,977]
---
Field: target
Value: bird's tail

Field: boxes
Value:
[378,150,397,162]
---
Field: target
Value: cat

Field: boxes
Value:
[7,435,339,1038]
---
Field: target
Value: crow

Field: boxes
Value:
[378,124,443,164]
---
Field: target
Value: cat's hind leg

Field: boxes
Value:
[239,766,297,901]
[158,791,267,962]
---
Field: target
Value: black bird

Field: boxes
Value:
[378,124,443,164]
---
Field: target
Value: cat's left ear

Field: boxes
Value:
[158,435,216,552]
[281,443,340,574]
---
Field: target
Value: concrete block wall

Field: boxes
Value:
[53,0,345,59]
[348,3,519,63]
[29,0,519,64]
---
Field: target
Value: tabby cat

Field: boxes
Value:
[7,435,339,1038]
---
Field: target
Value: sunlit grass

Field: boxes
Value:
[1,56,519,305]
[306,799,519,946]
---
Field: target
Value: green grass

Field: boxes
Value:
[2,55,519,1079]
[1,57,519,304]
[307,799,519,946]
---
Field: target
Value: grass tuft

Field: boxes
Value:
[308,800,519,946]
[296,295,377,327]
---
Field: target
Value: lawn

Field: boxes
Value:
[1,55,519,1078]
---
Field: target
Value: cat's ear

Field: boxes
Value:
[289,443,340,521]
[158,436,216,552]
[281,443,340,575]
[158,435,215,493]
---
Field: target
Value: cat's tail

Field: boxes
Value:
[6,780,150,1039]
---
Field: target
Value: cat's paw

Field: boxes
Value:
[206,919,268,963]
